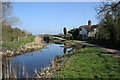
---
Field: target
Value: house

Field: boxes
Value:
[79,20,98,39]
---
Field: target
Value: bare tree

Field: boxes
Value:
[2,2,21,27]
[2,2,12,25]
[96,1,120,47]
[96,1,120,24]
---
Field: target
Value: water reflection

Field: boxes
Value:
[63,48,67,54]
[2,43,72,78]
[43,40,49,44]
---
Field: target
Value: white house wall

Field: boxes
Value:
[94,28,98,34]
[79,27,87,36]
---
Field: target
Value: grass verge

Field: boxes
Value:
[2,36,35,51]
[48,47,120,78]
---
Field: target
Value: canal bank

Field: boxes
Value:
[38,46,120,78]
[33,38,120,78]
[2,40,74,78]
[2,35,46,58]
[2,37,120,78]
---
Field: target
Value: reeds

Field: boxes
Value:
[2,58,51,79]
[2,59,29,78]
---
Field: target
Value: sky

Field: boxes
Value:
[12,2,100,35]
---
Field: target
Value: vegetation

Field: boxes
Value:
[49,36,62,40]
[2,36,35,51]
[68,28,80,39]
[63,27,67,36]
[2,2,20,26]
[2,2,120,79]
[47,36,64,44]
[96,1,120,48]
[2,2,30,43]
[2,59,29,78]
[51,47,120,78]
[2,25,27,42]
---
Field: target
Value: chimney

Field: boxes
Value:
[88,20,91,26]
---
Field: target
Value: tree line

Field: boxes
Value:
[96,1,120,47]
[2,2,32,42]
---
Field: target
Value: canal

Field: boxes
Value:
[2,42,72,78]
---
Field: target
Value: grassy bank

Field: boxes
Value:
[43,47,120,78]
[2,36,35,51]
[2,35,47,58]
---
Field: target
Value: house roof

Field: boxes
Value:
[79,25,98,32]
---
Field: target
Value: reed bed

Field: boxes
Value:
[2,59,29,78]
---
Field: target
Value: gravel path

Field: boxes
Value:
[34,35,43,42]
[23,35,44,49]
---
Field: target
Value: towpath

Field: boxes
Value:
[75,40,120,57]
[54,37,120,57]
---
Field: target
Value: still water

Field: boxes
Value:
[2,43,72,78]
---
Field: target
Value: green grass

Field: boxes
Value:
[2,36,35,50]
[52,47,120,78]
[49,36,62,40]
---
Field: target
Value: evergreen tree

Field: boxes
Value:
[63,27,67,36]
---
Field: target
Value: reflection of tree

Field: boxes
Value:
[63,48,67,54]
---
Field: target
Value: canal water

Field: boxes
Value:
[2,43,72,78]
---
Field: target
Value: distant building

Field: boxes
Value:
[79,20,98,39]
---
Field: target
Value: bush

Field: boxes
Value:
[68,28,80,40]
[2,25,27,42]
